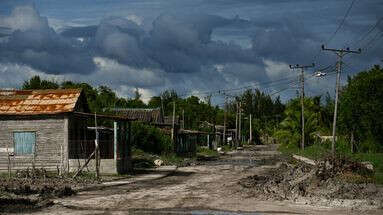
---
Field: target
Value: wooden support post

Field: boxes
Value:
[114,121,117,162]
[7,146,11,179]
[73,150,96,179]
[60,144,63,176]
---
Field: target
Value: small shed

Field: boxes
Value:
[0,89,133,174]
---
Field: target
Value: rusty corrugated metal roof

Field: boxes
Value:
[0,89,82,115]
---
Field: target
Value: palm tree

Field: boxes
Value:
[274,98,320,149]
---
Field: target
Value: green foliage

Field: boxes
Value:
[131,122,172,154]
[221,144,233,152]
[197,147,219,157]
[226,89,286,143]
[339,65,383,152]
[160,153,185,166]
[278,142,329,160]
[22,76,59,90]
[149,90,222,131]
[274,97,321,148]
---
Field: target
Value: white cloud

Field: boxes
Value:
[126,15,143,26]
[0,6,48,31]
[0,63,64,89]
[92,57,165,87]
[263,59,290,80]
[115,85,154,104]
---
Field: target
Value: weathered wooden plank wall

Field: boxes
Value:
[0,117,65,171]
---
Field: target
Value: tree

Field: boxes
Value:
[274,98,320,149]
[22,76,59,90]
[339,65,383,152]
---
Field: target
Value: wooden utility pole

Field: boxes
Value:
[235,102,239,146]
[289,63,315,150]
[239,102,242,145]
[171,101,175,142]
[249,114,252,144]
[94,113,100,180]
[223,96,227,145]
[322,45,361,155]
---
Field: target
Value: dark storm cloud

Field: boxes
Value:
[1,0,383,89]
[0,5,260,75]
[141,14,256,73]
[0,5,95,74]
[61,12,258,74]
[60,25,97,38]
[252,21,315,62]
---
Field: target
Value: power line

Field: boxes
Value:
[352,17,383,47]
[326,0,358,45]
[312,0,358,69]
[178,75,300,98]
[361,31,383,51]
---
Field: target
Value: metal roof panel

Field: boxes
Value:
[0,89,82,115]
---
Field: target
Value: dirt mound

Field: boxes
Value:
[239,156,383,207]
[0,168,97,212]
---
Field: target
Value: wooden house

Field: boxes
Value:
[0,89,133,174]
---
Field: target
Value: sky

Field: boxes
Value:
[0,0,382,104]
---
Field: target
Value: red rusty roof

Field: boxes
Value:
[0,89,83,115]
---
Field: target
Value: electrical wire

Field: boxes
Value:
[352,17,383,47]
[326,0,358,45]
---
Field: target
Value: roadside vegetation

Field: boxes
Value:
[276,65,383,184]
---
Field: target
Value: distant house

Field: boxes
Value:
[0,89,133,174]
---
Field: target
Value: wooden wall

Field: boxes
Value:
[0,116,66,171]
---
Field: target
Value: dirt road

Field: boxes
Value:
[27,145,382,215]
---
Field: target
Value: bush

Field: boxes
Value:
[131,122,172,154]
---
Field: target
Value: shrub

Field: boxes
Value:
[131,122,172,154]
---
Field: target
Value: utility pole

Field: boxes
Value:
[249,114,252,144]
[289,63,315,150]
[235,102,238,146]
[239,102,242,146]
[322,45,361,155]
[171,101,175,143]
[94,112,100,180]
[223,96,227,145]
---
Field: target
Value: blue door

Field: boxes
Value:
[14,132,36,155]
